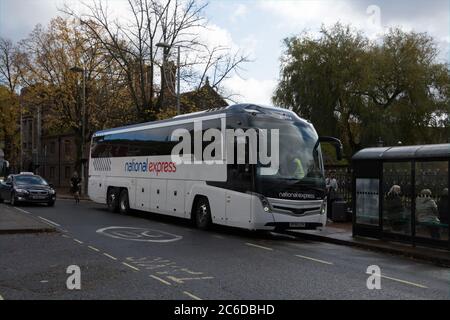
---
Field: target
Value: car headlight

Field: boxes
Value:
[49,189,56,195]
[15,188,29,194]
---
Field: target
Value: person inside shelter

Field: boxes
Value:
[416,189,441,240]
[384,185,408,233]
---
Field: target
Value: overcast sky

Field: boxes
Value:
[0,0,449,104]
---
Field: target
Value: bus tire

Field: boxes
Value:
[194,197,212,230]
[107,188,119,213]
[119,189,130,215]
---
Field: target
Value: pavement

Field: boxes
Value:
[288,222,450,268]
[0,204,56,234]
[0,199,449,300]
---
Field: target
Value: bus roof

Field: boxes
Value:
[92,104,307,137]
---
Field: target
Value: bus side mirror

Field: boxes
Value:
[319,136,343,161]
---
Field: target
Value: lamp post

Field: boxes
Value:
[156,42,180,115]
[70,66,86,196]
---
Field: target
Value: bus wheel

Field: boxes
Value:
[119,189,130,215]
[107,188,119,213]
[194,197,212,230]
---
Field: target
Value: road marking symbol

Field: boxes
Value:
[88,245,100,252]
[183,291,202,300]
[245,242,273,251]
[73,239,83,244]
[97,226,182,243]
[295,254,334,265]
[0,294,4,300]
[381,275,428,289]
[122,262,140,271]
[150,275,172,286]
[103,253,117,261]
[38,216,61,227]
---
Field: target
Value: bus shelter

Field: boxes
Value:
[352,144,449,250]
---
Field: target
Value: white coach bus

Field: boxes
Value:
[88,104,342,231]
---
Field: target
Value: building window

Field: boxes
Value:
[65,166,71,179]
[415,161,448,241]
[50,142,56,154]
[382,162,412,235]
[64,140,71,156]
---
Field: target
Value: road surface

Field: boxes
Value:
[0,199,449,300]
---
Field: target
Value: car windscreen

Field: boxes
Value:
[14,175,48,186]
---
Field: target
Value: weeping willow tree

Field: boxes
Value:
[273,24,450,158]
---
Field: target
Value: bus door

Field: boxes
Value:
[225,135,253,228]
[225,168,253,228]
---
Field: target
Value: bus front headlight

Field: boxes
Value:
[247,192,273,213]
[257,194,272,213]
[320,200,327,215]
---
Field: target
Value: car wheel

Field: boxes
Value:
[107,188,119,213]
[119,189,130,215]
[48,200,55,207]
[0,195,3,203]
[194,197,212,230]
[10,192,16,206]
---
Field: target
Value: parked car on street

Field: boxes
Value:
[0,173,56,206]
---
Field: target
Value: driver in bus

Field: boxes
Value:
[283,153,305,179]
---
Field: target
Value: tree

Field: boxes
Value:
[19,17,134,172]
[0,86,20,165]
[63,0,248,119]
[273,24,450,157]
[0,37,23,165]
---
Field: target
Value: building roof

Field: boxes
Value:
[352,144,450,161]
[163,79,228,112]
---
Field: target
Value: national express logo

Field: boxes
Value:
[125,159,176,175]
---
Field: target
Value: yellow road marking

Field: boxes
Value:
[150,275,172,286]
[73,239,83,244]
[245,242,273,251]
[381,275,428,289]
[88,245,100,252]
[183,291,202,300]
[122,262,140,271]
[295,254,334,265]
[103,253,117,261]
